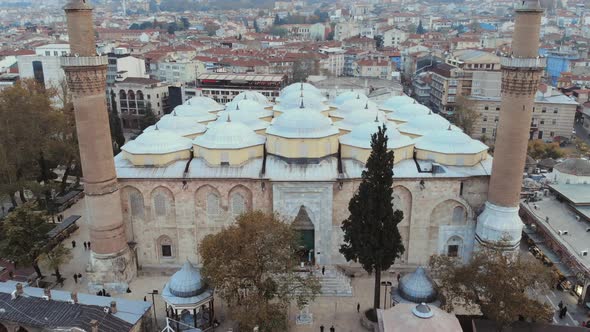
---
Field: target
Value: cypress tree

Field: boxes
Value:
[340,125,405,316]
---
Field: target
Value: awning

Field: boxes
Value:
[535,243,576,278]
[47,215,81,238]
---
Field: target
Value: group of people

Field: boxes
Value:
[72,272,82,284]
[70,240,91,250]
[557,301,568,319]
[319,325,335,332]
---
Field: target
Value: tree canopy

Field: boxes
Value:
[0,203,52,278]
[527,140,565,160]
[429,244,554,329]
[340,125,405,314]
[453,96,479,136]
[200,211,321,331]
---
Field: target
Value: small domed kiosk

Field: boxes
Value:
[121,128,193,166]
[162,260,214,330]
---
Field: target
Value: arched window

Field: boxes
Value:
[452,206,465,223]
[119,89,127,100]
[158,236,174,258]
[206,192,221,219]
[446,236,463,257]
[129,191,144,218]
[154,193,167,217]
[137,90,144,100]
[231,193,246,217]
[128,90,135,100]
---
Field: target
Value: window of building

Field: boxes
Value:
[45,51,50,56]
[552,119,556,125]
[495,107,500,111]
[206,192,221,218]
[53,51,59,56]
[540,120,545,125]
[231,193,246,217]
[494,116,499,122]
[550,131,555,137]
[483,116,487,122]
[481,128,486,134]
[553,108,558,113]
[61,51,67,55]
[161,245,172,257]
[129,192,144,218]
[484,106,489,110]
[538,131,543,139]
[154,193,167,217]
[32,61,45,85]
[542,107,546,113]
[448,245,459,257]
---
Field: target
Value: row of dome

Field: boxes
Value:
[120,83,488,168]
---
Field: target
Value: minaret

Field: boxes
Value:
[476,0,545,250]
[62,0,136,285]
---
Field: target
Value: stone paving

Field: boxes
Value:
[41,198,590,331]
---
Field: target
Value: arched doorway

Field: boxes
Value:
[292,205,315,265]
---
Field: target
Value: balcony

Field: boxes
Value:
[501,57,546,70]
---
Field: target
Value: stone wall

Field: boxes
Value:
[119,175,489,268]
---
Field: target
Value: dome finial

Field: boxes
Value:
[300,82,303,90]
[357,94,360,99]
[374,115,379,122]
[243,93,248,100]
[448,124,452,131]
[300,98,305,109]
[172,110,177,116]
[365,101,369,110]
[227,114,231,122]
[235,103,240,111]
[428,110,432,115]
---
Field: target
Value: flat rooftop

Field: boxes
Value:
[521,195,590,273]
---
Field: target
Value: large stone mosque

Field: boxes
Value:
[61,0,545,286]
[116,84,491,269]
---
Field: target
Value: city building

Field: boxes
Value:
[157,58,205,84]
[470,85,578,142]
[353,59,394,80]
[112,77,172,130]
[192,73,287,104]
[318,47,345,77]
[382,27,409,48]
[429,50,501,115]
[0,281,151,332]
[106,47,148,86]
[543,48,580,86]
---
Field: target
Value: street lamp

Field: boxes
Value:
[148,289,159,330]
[381,281,392,309]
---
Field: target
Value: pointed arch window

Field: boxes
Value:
[206,192,221,219]
[231,193,246,217]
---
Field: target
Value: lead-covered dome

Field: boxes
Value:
[388,103,432,123]
[399,267,437,303]
[415,128,488,155]
[380,95,417,112]
[194,121,266,149]
[266,109,339,138]
[213,111,270,133]
[122,129,192,155]
[554,158,590,176]
[168,261,207,298]
[335,109,389,132]
[185,96,224,112]
[397,113,451,137]
[145,113,207,138]
[172,107,218,123]
[281,82,321,97]
[330,98,379,120]
[231,91,270,105]
[225,99,274,119]
[274,92,330,113]
[340,121,413,150]
[331,91,368,107]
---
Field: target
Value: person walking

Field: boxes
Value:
[357,303,360,313]
[83,242,87,250]
[562,305,568,319]
[87,242,91,250]
[71,240,76,248]
[320,325,324,332]
[330,325,335,332]
[397,273,401,282]
[322,266,325,275]
[558,300,563,310]
[73,274,78,283]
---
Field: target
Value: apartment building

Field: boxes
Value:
[470,86,578,142]
[353,59,393,80]
[429,49,501,115]
[112,77,172,130]
[157,58,205,84]
[107,47,147,85]
[382,27,409,48]
[318,47,345,77]
[193,73,287,104]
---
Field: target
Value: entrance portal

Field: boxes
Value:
[292,205,315,265]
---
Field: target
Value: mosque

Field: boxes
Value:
[115,83,492,269]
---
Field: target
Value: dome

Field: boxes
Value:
[387,104,432,122]
[266,108,339,138]
[338,98,379,113]
[171,107,217,123]
[232,91,270,105]
[145,113,207,137]
[336,109,389,132]
[225,99,274,118]
[185,96,224,111]
[331,91,368,107]
[194,120,266,149]
[554,158,590,176]
[281,82,321,96]
[399,267,437,303]
[340,121,413,149]
[397,113,451,136]
[274,92,329,112]
[121,128,193,155]
[213,111,270,132]
[415,128,488,154]
[168,261,207,298]
[380,95,417,111]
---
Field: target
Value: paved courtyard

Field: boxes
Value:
[38,198,590,331]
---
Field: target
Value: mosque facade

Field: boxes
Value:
[116,85,492,269]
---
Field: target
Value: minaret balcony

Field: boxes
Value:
[61,55,107,67]
[500,56,546,70]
